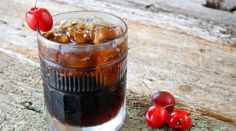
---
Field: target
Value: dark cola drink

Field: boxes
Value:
[37,12,128,131]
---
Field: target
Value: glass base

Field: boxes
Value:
[47,104,125,131]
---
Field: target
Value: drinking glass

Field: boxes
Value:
[37,11,128,131]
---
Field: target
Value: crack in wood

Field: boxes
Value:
[145,4,154,9]
[196,108,236,125]
[0,20,7,25]
[205,0,236,12]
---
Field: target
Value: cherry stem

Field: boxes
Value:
[34,0,39,31]
[187,112,191,116]
[35,0,38,8]
[163,104,174,109]
[177,119,182,126]
[143,81,153,98]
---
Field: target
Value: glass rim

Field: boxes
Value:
[37,11,128,49]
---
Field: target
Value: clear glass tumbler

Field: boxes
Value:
[37,11,128,131]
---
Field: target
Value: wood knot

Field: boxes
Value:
[178,85,193,92]
[20,101,41,113]
[145,4,154,9]
[199,49,205,53]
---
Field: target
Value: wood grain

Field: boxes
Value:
[0,0,236,130]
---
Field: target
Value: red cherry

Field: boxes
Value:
[167,110,192,130]
[26,7,53,32]
[151,91,175,113]
[145,105,168,128]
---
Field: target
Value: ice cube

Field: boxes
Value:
[43,31,55,39]
[52,34,70,44]
[79,23,96,30]
[93,27,117,44]
[59,19,73,29]
[89,30,95,41]
[86,17,94,23]
[114,26,123,37]
[57,19,80,33]
[68,28,88,44]
[43,17,123,45]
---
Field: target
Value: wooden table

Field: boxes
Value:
[0,0,236,130]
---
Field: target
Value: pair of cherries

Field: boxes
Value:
[146,91,192,130]
[26,5,53,32]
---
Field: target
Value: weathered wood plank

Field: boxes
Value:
[0,0,236,130]
[0,52,235,130]
[69,0,236,45]
[0,51,45,131]
[127,20,236,123]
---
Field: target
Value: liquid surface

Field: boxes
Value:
[42,18,123,45]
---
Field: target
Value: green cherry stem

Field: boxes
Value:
[143,81,153,98]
